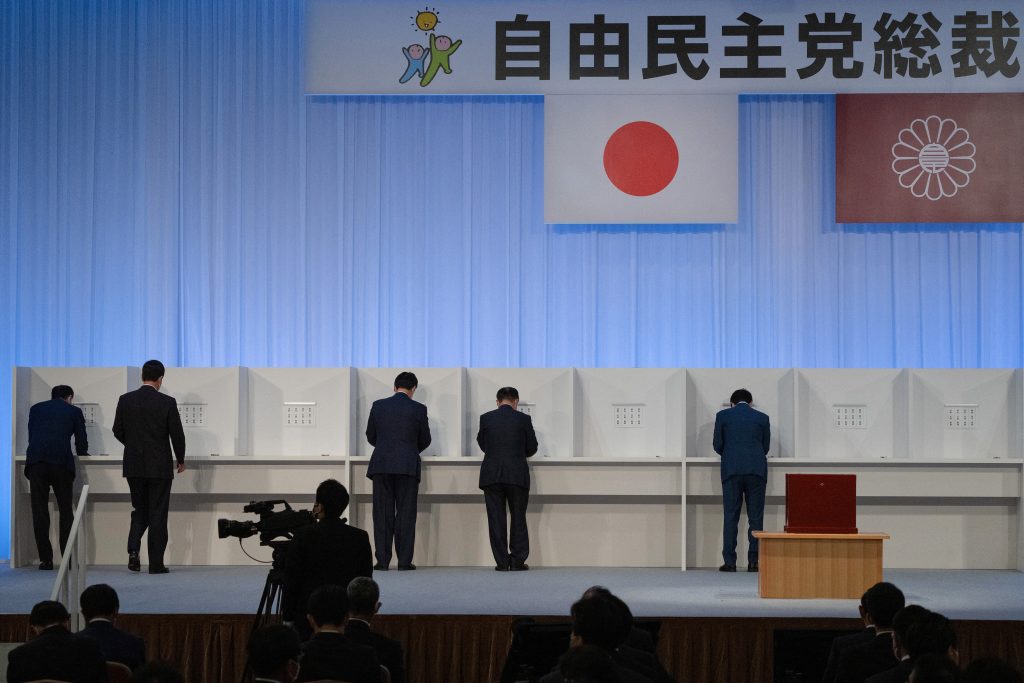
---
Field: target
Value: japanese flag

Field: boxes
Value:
[544,95,738,224]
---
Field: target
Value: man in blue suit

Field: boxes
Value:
[713,388,770,573]
[365,372,431,570]
[25,384,89,570]
[477,386,538,571]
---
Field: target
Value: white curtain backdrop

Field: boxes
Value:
[2,0,1022,555]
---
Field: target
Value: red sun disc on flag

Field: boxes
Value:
[602,121,679,197]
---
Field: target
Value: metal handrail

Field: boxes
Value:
[50,483,90,631]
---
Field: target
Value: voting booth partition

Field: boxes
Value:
[9,366,1024,570]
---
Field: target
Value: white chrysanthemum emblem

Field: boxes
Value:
[891,115,976,201]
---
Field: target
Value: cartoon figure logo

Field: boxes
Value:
[400,6,462,88]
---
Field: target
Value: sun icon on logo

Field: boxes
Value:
[411,7,439,32]
[891,115,977,201]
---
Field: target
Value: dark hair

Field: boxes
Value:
[730,388,753,404]
[347,576,380,615]
[247,624,301,677]
[496,386,520,402]
[905,611,957,660]
[307,584,347,627]
[29,600,69,627]
[51,385,74,400]
[863,582,905,629]
[911,653,960,683]
[893,605,933,645]
[80,583,119,621]
[394,371,418,390]
[141,360,166,382]
[316,479,349,518]
[570,597,620,651]
[962,658,1022,683]
[128,661,186,683]
[559,644,619,682]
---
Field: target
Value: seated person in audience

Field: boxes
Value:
[79,583,146,671]
[558,644,620,683]
[582,586,656,654]
[248,624,302,683]
[961,658,1022,683]
[298,584,381,683]
[909,653,960,683]
[540,595,654,683]
[834,582,906,683]
[127,661,185,683]
[346,576,407,683]
[825,582,905,683]
[580,589,671,683]
[867,608,957,683]
[283,478,373,641]
[6,599,107,683]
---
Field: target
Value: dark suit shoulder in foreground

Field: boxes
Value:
[6,625,108,683]
[78,619,146,671]
[345,619,406,683]
[297,631,380,683]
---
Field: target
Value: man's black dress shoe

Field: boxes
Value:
[374,563,389,571]
[38,561,54,570]
[149,566,170,574]
[510,563,529,571]
[748,562,759,572]
[128,552,141,572]
[397,564,416,571]
[719,563,737,572]
[495,564,511,571]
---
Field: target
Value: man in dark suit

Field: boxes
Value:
[477,386,538,571]
[78,583,146,671]
[365,371,431,570]
[712,388,770,572]
[346,576,406,683]
[6,600,107,683]
[283,479,373,641]
[297,584,380,683]
[25,384,89,570]
[824,582,905,683]
[112,359,186,574]
[866,608,956,683]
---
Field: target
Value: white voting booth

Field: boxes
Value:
[10,366,1024,570]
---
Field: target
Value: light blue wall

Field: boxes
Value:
[2,1,1021,557]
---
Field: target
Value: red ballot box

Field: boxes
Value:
[784,473,858,534]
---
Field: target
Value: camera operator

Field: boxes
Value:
[282,479,373,641]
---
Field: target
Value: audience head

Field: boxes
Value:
[892,605,933,657]
[347,576,381,618]
[141,360,165,383]
[315,478,349,519]
[80,583,120,621]
[730,388,753,405]
[579,586,632,647]
[559,644,619,683]
[51,385,74,401]
[394,371,418,392]
[962,658,1022,683]
[910,653,960,683]
[29,600,70,633]
[905,611,957,662]
[248,624,301,682]
[496,386,520,404]
[569,596,621,652]
[862,581,905,629]
[307,584,348,630]
[128,661,187,683]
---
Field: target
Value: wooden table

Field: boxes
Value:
[752,532,890,599]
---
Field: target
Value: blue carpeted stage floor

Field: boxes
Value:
[2,564,1022,620]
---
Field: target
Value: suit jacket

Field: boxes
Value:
[6,625,108,683]
[78,619,146,671]
[477,404,538,489]
[113,385,186,479]
[365,392,431,480]
[282,517,374,626]
[823,628,877,683]
[345,619,406,683]
[296,631,380,683]
[26,398,88,474]
[836,633,898,683]
[865,658,913,683]
[712,402,770,481]
[539,657,654,683]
